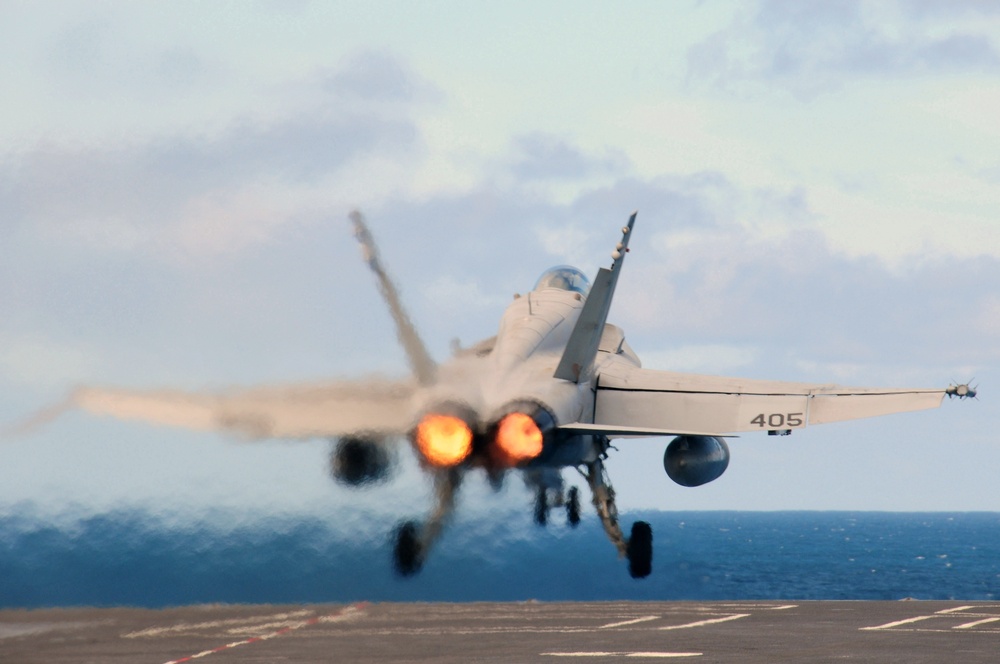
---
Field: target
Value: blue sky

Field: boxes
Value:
[1,1,998,518]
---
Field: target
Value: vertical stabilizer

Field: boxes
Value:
[553,212,637,383]
[350,211,437,385]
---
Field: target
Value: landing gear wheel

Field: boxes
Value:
[566,486,581,527]
[393,521,423,576]
[626,521,653,579]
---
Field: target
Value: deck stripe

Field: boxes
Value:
[860,615,934,631]
[600,616,660,629]
[936,605,976,614]
[954,617,1000,630]
[161,604,365,664]
[542,652,702,658]
[659,614,749,630]
[126,610,313,638]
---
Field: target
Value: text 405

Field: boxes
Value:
[750,413,804,428]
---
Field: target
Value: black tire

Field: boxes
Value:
[626,521,653,578]
[566,486,581,527]
[393,521,423,577]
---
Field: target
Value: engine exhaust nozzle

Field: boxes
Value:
[490,401,556,468]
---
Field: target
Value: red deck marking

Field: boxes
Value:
[161,603,366,664]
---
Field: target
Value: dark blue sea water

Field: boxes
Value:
[2,507,999,608]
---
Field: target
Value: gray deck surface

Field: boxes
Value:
[3,600,1000,663]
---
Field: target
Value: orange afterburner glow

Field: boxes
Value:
[414,414,473,467]
[495,412,544,465]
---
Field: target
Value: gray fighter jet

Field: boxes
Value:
[53,212,976,578]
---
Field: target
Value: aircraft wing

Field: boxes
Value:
[592,363,949,437]
[67,377,417,440]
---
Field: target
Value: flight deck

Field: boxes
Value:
[3,600,1000,663]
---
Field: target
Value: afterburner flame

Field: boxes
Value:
[414,414,473,467]
[495,412,544,465]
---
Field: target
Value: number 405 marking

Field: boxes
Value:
[751,413,804,428]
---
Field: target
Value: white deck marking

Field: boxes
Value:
[936,605,976,614]
[625,653,702,658]
[954,617,1000,630]
[542,652,702,658]
[225,620,308,635]
[659,614,749,630]
[159,604,365,664]
[600,616,660,629]
[125,610,313,638]
[187,649,217,660]
[860,606,1000,632]
[860,615,935,631]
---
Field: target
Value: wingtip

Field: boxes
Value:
[1,394,76,439]
[946,382,978,399]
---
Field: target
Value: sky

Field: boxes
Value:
[1,0,998,522]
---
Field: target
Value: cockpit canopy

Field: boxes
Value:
[533,265,591,296]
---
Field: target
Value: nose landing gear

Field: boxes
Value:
[533,483,583,528]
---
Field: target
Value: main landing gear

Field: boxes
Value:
[392,468,461,576]
[626,521,652,578]
[581,457,653,579]
[392,457,652,578]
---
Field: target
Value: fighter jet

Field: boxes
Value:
[36,212,976,578]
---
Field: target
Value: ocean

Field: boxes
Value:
[2,507,998,608]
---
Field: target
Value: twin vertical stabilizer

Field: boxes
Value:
[553,212,637,383]
[350,210,437,386]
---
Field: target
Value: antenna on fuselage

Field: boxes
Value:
[350,210,437,386]
[553,212,637,383]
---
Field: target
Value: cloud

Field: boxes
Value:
[904,0,1000,19]
[0,338,99,391]
[618,221,998,382]
[362,169,995,385]
[40,10,215,101]
[323,50,443,103]
[509,133,630,181]
[687,0,1000,98]
[6,105,993,392]
[0,116,416,270]
[0,67,424,262]
[639,344,761,374]
[367,164,992,384]
[568,172,813,237]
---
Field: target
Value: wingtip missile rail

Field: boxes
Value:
[946,382,978,400]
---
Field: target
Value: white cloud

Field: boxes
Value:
[688,0,1000,98]
[421,275,509,316]
[639,344,761,374]
[0,338,98,391]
